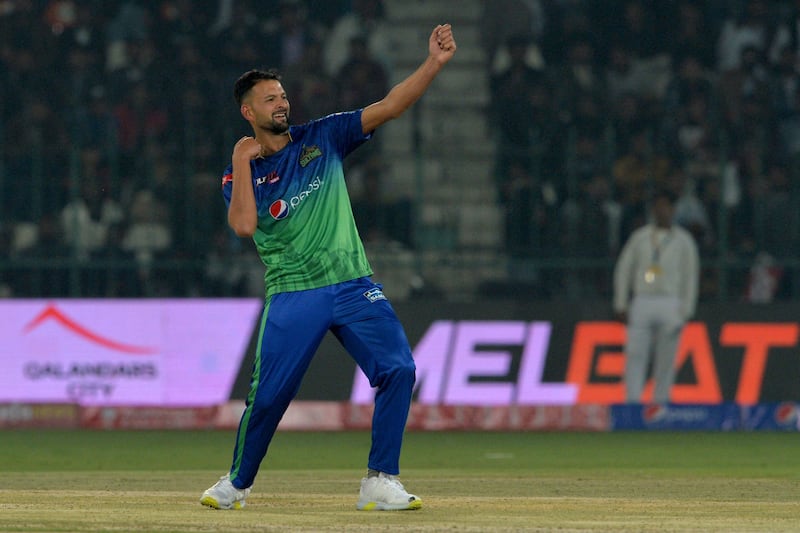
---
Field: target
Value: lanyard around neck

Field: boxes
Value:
[650,228,672,264]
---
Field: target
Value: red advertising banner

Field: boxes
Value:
[213,401,611,431]
[0,403,79,428]
[80,405,220,429]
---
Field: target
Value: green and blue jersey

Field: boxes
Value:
[222,110,373,297]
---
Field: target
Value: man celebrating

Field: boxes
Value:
[200,25,457,511]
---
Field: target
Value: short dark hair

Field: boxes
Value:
[233,69,282,105]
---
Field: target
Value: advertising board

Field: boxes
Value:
[2,299,798,407]
[0,300,263,406]
[290,301,800,406]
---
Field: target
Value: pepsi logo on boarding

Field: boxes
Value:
[269,199,289,220]
[642,404,667,423]
[774,402,798,426]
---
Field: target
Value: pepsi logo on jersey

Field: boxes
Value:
[268,177,323,220]
[269,200,289,220]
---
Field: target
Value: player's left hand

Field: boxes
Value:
[429,24,456,65]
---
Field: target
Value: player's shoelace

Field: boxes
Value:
[382,475,406,491]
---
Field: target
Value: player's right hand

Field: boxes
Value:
[430,24,456,65]
[233,136,263,161]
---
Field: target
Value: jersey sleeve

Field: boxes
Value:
[221,165,234,208]
[322,109,372,158]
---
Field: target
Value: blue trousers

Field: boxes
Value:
[229,277,415,488]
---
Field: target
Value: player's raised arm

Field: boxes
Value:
[360,24,456,134]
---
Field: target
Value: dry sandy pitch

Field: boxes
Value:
[1,430,798,532]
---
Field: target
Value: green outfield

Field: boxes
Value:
[1,429,798,532]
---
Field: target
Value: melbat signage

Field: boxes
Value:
[343,302,800,406]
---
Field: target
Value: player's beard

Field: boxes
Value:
[260,111,290,134]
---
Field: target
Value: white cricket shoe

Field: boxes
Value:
[356,472,422,511]
[200,473,251,510]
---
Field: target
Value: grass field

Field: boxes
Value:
[1,429,799,532]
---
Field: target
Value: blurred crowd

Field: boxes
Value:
[0,0,799,301]
[0,0,403,297]
[487,0,800,301]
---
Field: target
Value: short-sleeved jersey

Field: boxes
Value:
[222,110,373,297]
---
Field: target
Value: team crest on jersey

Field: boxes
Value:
[299,145,322,167]
[363,287,387,303]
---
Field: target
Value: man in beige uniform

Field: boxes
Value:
[613,190,700,404]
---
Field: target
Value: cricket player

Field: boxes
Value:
[200,24,457,511]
